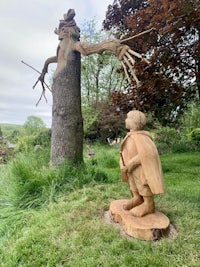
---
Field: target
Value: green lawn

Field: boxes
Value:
[0,148,199,267]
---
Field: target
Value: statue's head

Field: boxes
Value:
[125,110,146,131]
[54,9,80,41]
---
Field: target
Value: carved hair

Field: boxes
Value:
[128,110,146,130]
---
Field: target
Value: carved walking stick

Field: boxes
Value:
[120,151,128,182]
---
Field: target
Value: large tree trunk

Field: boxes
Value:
[50,50,83,166]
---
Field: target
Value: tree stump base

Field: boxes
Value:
[109,199,170,241]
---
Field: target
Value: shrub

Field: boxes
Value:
[171,140,198,153]
[182,102,200,134]
[189,128,200,149]
[23,116,46,135]
[14,135,36,153]
[190,128,200,142]
[33,129,51,148]
[83,102,126,143]
[153,126,200,153]
[154,127,181,153]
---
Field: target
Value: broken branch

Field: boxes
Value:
[21,60,52,106]
[21,60,51,91]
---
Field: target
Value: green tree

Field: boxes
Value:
[80,20,128,142]
[23,116,46,135]
[182,102,200,134]
[14,117,48,153]
[81,19,126,106]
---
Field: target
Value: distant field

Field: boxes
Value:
[0,123,23,135]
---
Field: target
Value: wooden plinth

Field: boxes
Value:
[109,199,170,241]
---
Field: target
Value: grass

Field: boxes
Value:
[0,144,199,267]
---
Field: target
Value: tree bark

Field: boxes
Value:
[50,50,83,166]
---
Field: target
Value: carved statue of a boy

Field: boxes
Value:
[120,110,165,217]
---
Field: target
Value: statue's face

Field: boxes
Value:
[125,113,135,130]
[58,27,70,40]
[56,26,79,42]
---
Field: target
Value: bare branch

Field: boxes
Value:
[21,60,41,74]
[21,60,52,91]
[36,83,48,106]
[21,60,53,106]
[120,28,155,43]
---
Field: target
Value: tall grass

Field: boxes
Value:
[0,144,119,209]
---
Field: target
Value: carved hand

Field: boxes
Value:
[74,40,149,85]
[115,45,149,85]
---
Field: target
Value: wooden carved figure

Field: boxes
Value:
[120,110,165,217]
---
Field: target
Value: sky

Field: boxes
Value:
[0,0,114,127]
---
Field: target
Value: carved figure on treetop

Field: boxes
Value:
[37,9,152,89]
[120,110,165,217]
[55,9,80,39]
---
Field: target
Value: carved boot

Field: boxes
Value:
[130,196,155,217]
[123,193,143,210]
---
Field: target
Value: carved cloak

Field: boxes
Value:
[120,131,165,195]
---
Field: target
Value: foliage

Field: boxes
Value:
[14,135,36,153]
[82,105,99,140]
[0,124,22,142]
[81,19,126,106]
[33,128,51,148]
[84,99,200,146]
[14,116,49,153]
[84,101,126,143]
[0,129,15,164]
[96,103,126,143]
[0,151,200,266]
[103,0,199,125]
[181,102,200,134]
[23,116,46,135]
[0,123,22,134]
[8,129,21,143]
[110,78,193,126]
[154,126,181,152]
[154,126,200,153]
[190,128,200,144]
